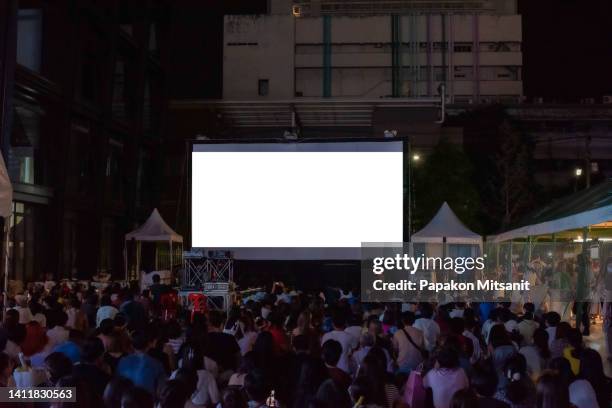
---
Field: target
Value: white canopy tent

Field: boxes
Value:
[412,202,482,245]
[124,209,183,281]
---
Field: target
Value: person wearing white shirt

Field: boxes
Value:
[344,315,363,344]
[413,304,440,352]
[321,312,358,374]
[392,312,425,372]
[46,311,70,349]
[96,295,118,328]
[517,312,539,345]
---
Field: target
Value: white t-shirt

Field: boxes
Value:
[423,367,469,408]
[321,329,358,374]
[569,379,600,408]
[449,309,465,319]
[344,326,362,343]
[392,326,424,370]
[413,318,440,352]
[545,326,557,348]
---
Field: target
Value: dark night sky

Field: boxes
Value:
[167,0,612,102]
[519,0,612,101]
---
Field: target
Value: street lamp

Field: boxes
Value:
[575,168,583,177]
[412,154,420,162]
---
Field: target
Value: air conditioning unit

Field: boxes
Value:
[534,97,544,104]
[603,95,612,104]
[580,97,595,104]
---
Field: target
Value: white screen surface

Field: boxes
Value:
[191,141,403,259]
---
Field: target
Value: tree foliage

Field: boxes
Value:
[411,136,482,234]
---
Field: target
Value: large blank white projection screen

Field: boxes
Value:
[191,141,403,259]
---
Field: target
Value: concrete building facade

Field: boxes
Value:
[224,0,522,103]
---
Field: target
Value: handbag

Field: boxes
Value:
[403,366,426,408]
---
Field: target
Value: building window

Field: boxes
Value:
[16,8,42,72]
[454,44,472,53]
[7,202,46,284]
[67,124,94,195]
[9,106,44,185]
[258,79,269,96]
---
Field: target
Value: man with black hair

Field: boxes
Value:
[46,310,70,348]
[149,273,171,304]
[320,339,351,398]
[518,310,539,346]
[320,310,357,374]
[206,310,240,376]
[72,336,111,397]
[116,328,166,395]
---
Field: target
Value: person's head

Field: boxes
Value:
[53,311,69,329]
[533,328,550,359]
[220,386,248,408]
[555,321,571,340]
[121,386,154,408]
[331,310,346,330]
[566,328,583,350]
[367,317,382,336]
[244,369,270,403]
[449,317,465,335]
[165,320,182,340]
[131,330,152,352]
[103,376,133,408]
[152,274,161,284]
[81,337,105,364]
[208,310,225,329]
[436,343,460,369]
[536,371,571,408]
[157,380,190,408]
[450,389,478,408]
[471,364,498,397]
[523,302,535,314]
[488,324,511,348]
[44,352,73,385]
[419,303,434,319]
[114,313,127,329]
[99,319,115,336]
[523,311,534,320]
[545,311,561,328]
[322,339,342,367]
[400,311,416,327]
[100,295,112,307]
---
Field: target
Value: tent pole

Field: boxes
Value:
[136,242,141,284]
[170,240,173,278]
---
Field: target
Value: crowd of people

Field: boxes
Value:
[0,277,611,408]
